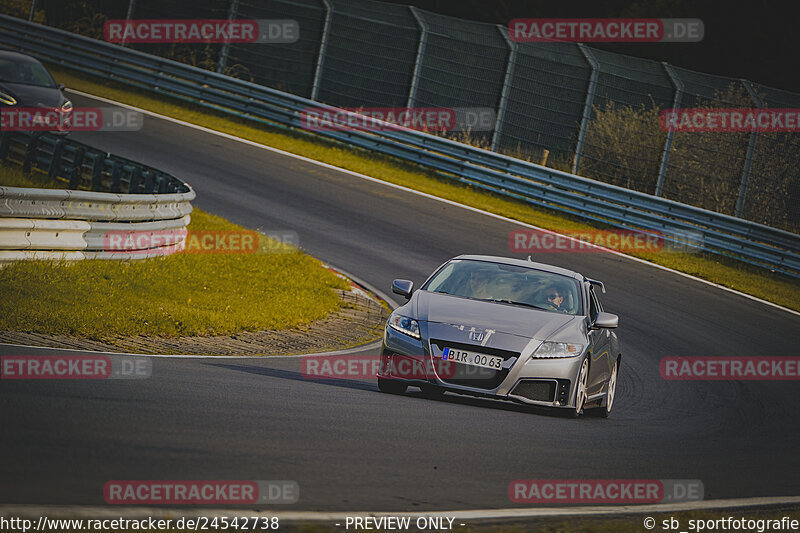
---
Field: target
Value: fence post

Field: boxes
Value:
[491,24,517,153]
[27,0,36,21]
[128,167,143,193]
[655,62,684,197]
[310,0,333,101]
[406,6,428,109]
[216,0,240,74]
[90,154,105,191]
[22,134,39,174]
[143,170,156,194]
[0,132,12,160]
[48,139,65,181]
[121,0,136,47]
[573,43,599,175]
[736,80,762,218]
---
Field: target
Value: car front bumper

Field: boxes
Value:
[378,324,585,408]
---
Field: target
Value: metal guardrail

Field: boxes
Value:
[0,130,195,263]
[0,206,191,264]
[0,218,89,251]
[1,15,797,277]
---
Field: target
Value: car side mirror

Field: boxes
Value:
[57,83,65,91]
[391,279,413,299]
[592,312,618,329]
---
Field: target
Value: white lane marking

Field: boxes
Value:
[0,340,382,359]
[320,262,400,310]
[3,495,800,521]
[66,88,800,319]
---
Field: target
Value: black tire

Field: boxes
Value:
[570,358,589,418]
[377,378,408,394]
[420,384,445,400]
[597,358,619,418]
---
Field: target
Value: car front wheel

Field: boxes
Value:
[599,359,619,418]
[570,358,589,418]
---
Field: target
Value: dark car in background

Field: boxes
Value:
[0,50,71,134]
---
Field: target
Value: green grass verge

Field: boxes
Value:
[0,163,64,189]
[31,65,800,311]
[0,169,349,338]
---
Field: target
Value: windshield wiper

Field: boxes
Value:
[486,299,549,311]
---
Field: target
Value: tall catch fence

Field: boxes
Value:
[20,0,800,234]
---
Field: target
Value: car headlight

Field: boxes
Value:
[387,314,420,339]
[0,91,17,105]
[531,341,584,359]
[61,100,72,111]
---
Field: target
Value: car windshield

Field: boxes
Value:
[0,57,56,88]
[423,259,582,315]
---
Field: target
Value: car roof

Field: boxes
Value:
[450,254,585,282]
[0,51,43,65]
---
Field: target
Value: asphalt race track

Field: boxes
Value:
[1,92,799,511]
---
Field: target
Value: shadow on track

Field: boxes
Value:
[208,361,575,419]
[205,362,377,393]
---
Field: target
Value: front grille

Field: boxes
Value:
[511,380,556,402]
[429,339,518,390]
[511,379,571,404]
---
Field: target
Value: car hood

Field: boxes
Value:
[414,290,576,340]
[0,82,64,107]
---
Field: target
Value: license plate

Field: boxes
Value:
[442,347,503,370]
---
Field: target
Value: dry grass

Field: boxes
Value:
[40,65,800,311]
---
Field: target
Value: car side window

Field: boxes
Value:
[589,287,600,322]
[593,288,604,312]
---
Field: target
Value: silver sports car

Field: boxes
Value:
[377,255,621,417]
